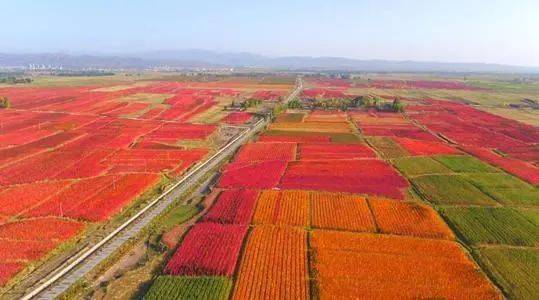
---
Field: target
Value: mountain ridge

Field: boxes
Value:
[1,50,538,73]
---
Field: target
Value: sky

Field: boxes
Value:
[1,0,538,66]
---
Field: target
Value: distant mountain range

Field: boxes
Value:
[1,50,538,73]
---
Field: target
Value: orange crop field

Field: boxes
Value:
[368,197,455,240]
[311,230,500,299]
[311,192,376,232]
[269,122,352,133]
[252,190,309,227]
[303,111,348,123]
[233,226,309,300]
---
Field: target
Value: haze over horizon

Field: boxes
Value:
[1,0,538,67]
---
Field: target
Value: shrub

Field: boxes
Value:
[0,96,10,109]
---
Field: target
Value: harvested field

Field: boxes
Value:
[366,136,410,159]
[275,112,305,123]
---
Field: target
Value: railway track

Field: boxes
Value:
[21,79,302,300]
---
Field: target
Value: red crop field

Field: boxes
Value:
[298,143,375,160]
[218,160,288,189]
[0,78,290,286]
[0,217,84,242]
[224,112,253,124]
[393,137,460,156]
[258,134,331,143]
[65,173,160,221]
[202,189,259,225]
[250,90,284,101]
[0,181,70,216]
[0,264,23,286]
[280,159,409,199]
[0,240,56,262]
[234,142,297,162]
[408,99,539,184]
[164,223,247,276]
[302,88,349,99]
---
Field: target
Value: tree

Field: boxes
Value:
[360,95,374,107]
[0,96,10,109]
[287,98,302,109]
[392,97,405,112]
[373,96,382,110]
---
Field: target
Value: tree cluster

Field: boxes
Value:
[0,96,10,109]
[0,77,32,84]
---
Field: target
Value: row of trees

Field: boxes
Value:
[359,95,404,112]
[225,98,263,110]
[0,77,32,84]
[293,95,405,112]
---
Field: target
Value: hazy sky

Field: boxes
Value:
[1,0,538,66]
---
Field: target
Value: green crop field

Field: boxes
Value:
[366,136,410,159]
[464,173,539,206]
[517,209,539,225]
[145,276,232,300]
[441,207,538,246]
[157,204,201,231]
[476,247,538,300]
[412,175,497,205]
[264,130,363,144]
[393,156,451,177]
[434,155,500,173]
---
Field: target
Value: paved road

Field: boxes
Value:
[23,79,303,300]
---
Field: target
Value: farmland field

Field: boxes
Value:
[475,248,538,299]
[2,73,538,299]
[140,74,539,299]
[145,276,232,300]
[0,74,292,291]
